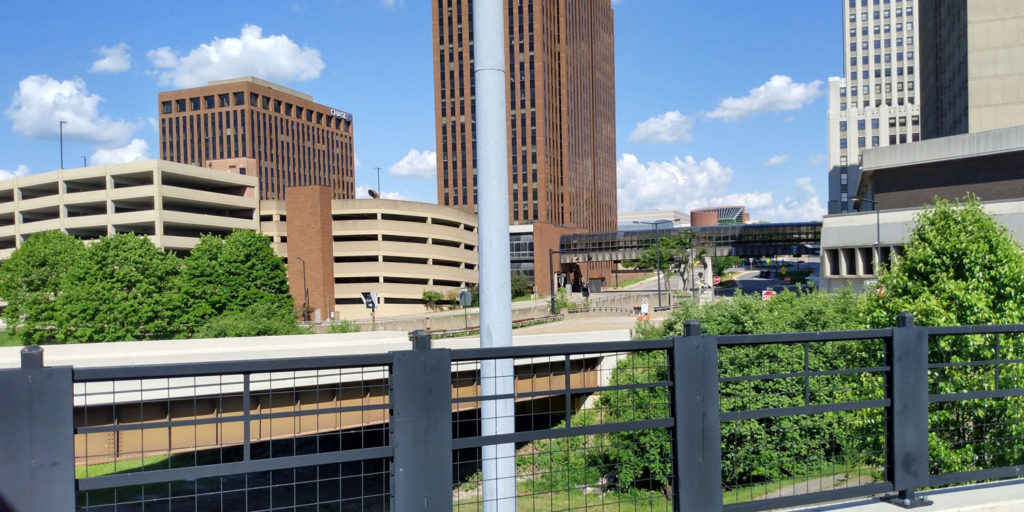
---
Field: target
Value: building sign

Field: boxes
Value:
[330,109,353,121]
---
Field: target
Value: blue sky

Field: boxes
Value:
[0,0,839,222]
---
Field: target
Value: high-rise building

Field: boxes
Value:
[919,1,1024,139]
[827,0,921,214]
[431,0,616,234]
[158,77,355,201]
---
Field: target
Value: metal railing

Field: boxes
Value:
[2,314,1024,510]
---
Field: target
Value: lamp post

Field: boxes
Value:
[59,120,67,169]
[294,256,309,322]
[854,197,881,274]
[635,219,672,309]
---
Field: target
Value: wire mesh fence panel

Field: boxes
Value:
[450,345,675,511]
[73,362,393,512]
[928,331,1024,484]
[717,336,889,510]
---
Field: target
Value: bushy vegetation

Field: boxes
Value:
[0,230,298,343]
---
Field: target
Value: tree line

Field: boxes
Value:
[0,230,299,344]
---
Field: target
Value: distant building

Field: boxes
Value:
[827,1,922,214]
[431,0,617,234]
[0,160,258,260]
[157,77,355,201]
[617,210,689,230]
[261,194,479,320]
[690,206,748,226]
[919,1,1024,139]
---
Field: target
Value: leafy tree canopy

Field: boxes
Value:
[0,231,85,344]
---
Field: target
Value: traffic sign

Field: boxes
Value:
[748,258,753,264]
[640,297,649,315]
[713,275,721,285]
[784,276,791,284]
[761,290,776,301]
[360,291,379,309]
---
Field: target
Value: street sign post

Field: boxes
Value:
[761,289,776,301]
[784,276,791,284]
[713,275,721,285]
[360,292,379,331]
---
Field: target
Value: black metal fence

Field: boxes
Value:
[2,314,1024,510]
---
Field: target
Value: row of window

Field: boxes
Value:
[849,0,911,6]
[849,21,913,36]
[850,51,913,67]
[839,115,920,131]
[850,6,912,21]
[841,81,915,97]
[851,35,914,53]
[850,65,915,81]
[839,132,921,148]
[161,93,351,131]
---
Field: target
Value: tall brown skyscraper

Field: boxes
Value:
[432,0,616,233]
[158,77,355,200]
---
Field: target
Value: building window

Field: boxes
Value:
[840,121,847,131]
[852,87,858,96]
[840,87,847,96]
[872,136,879,146]
[885,24,891,33]
[872,118,879,129]
[219,93,230,107]
[885,39,891,47]
[857,119,866,130]
[840,156,848,166]
[175,99,186,112]
[911,115,919,126]
[250,93,258,106]
[874,40,881,49]
[841,102,847,111]
[896,22,903,31]
[841,139,848,149]
[874,25,880,34]
[858,137,866,148]
[885,53,891,63]
[162,101,172,114]
[890,135,897,144]
[234,92,244,105]
[190,97,200,110]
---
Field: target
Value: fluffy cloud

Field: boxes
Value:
[707,75,823,121]
[750,177,826,222]
[0,165,30,180]
[90,43,131,74]
[764,154,791,167]
[616,153,825,222]
[354,153,362,170]
[388,149,436,178]
[806,154,826,166]
[6,75,135,146]
[147,25,325,88]
[90,139,149,165]
[628,111,693,144]
[356,185,407,200]
[616,153,733,212]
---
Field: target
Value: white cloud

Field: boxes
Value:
[356,185,407,200]
[388,149,436,178]
[616,153,825,222]
[707,75,823,121]
[5,75,135,146]
[380,0,404,7]
[147,25,325,88]
[750,177,826,222]
[616,153,733,212]
[629,111,693,144]
[90,43,131,74]
[90,139,149,165]
[806,154,826,166]
[0,165,30,180]
[764,154,791,167]
[354,153,361,169]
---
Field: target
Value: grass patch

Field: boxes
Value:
[76,454,172,479]
[456,487,671,511]
[611,272,655,289]
[0,330,24,346]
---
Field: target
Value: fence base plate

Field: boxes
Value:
[880,494,933,508]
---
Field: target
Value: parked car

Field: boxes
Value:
[759,270,772,278]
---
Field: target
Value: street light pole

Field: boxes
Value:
[59,120,67,169]
[635,220,672,309]
[855,197,881,274]
[294,256,309,322]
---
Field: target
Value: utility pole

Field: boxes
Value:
[81,156,87,167]
[376,167,381,197]
[59,120,67,169]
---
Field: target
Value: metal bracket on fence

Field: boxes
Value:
[881,313,934,509]
[392,330,453,511]
[673,321,724,511]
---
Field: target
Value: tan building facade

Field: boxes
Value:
[0,160,258,260]
[431,0,617,234]
[260,196,480,319]
[157,77,355,201]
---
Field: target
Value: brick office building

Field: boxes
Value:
[158,76,355,201]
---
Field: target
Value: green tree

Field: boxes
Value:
[627,230,696,292]
[510,271,532,299]
[196,302,309,338]
[180,231,294,334]
[0,231,85,344]
[55,233,185,343]
[865,195,1024,474]
[422,290,445,311]
[712,255,743,278]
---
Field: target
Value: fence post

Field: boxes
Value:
[882,313,933,507]
[0,345,75,511]
[673,321,723,511]
[391,330,453,511]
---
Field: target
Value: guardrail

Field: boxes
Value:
[2,314,1024,510]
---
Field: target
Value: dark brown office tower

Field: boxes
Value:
[158,77,355,200]
[432,0,616,233]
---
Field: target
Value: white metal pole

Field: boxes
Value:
[473,1,516,510]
